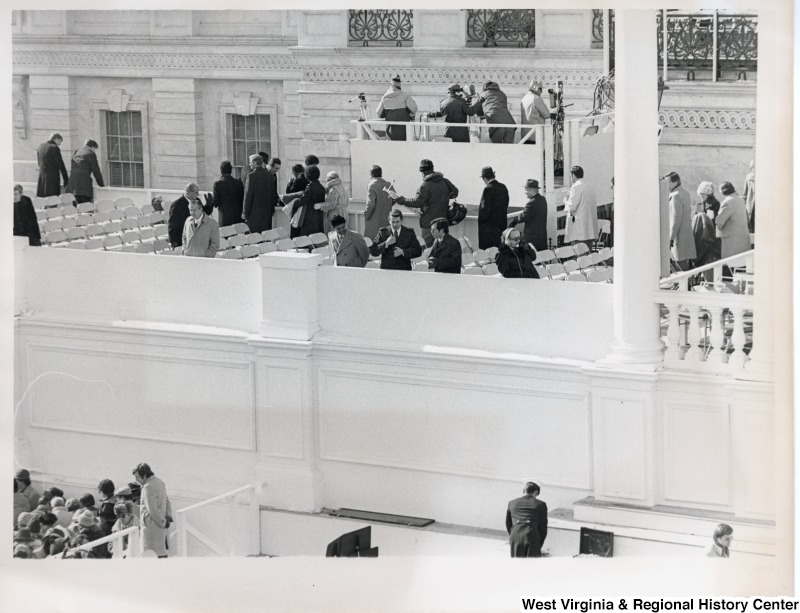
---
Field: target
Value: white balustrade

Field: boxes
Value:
[74,525,141,559]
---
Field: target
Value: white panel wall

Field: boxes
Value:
[350,139,543,208]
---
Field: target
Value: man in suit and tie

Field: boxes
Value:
[182,198,220,258]
[505,481,548,558]
[477,166,509,249]
[243,153,279,233]
[328,214,369,268]
[369,209,422,271]
[427,217,462,274]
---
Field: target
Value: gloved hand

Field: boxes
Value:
[427,112,437,119]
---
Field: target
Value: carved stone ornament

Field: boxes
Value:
[106,89,131,113]
[233,92,259,116]
[658,109,756,131]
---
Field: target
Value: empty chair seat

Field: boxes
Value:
[545,262,567,280]
[152,238,170,252]
[233,222,250,234]
[36,210,49,222]
[136,214,152,228]
[139,227,156,242]
[120,245,138,253]
[576,255,595,273]
[155,225,168,239]
[32,197,49,210]
[94,199,116,213]
[66,227,87,241]
[261,228,281,242]
[135,242,156,254]
[60,205,77,217]
[273,227,289,239]
[573,242,590,257]
[567,271,588,282]
[589,252,607,267]
[140,204,155,215]
[159,247,179,255]
[554,245,576,262]
[534,249,555,265]
[104,220,122,235]
[311,246,331,256]
[485,246,499,262]
[68,241,86,250]
[60,193,78,206]
[259,242,278,254]
[84,238,104,250]
[121,218,139,231]
[534,265,547,279]
[75,214,93,227]
[463,266,484,276]
[92,211,112,224]
[123,206,141,219]
[241,244,261,258]
[293,235,313,250]
[45,195,63,208]
[218,237,229,251]
[228,234,248,248]
[598,247,613,262]
[114,197,135,209]
[275,238,295,251]
[46,208,63,220]
[45,229,68,245]
[365,260,381,269]
[150,211,166,224]
[76,201,97,214]
[122,230,140,244]
[222,249,244,260]
[60,217,77,229]
[309,232,328,247]
[108,209,124,221]
[472,249,492,266]
[564,260,581,274]
[220,226,237,239]
[103,235,123,251]
[42,219,62,233]
[483,262,500,276]
[587,267,614,283]
[246,232,263,245]
[86,224,106,238]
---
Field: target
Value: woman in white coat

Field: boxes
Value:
[564,165,599,250]
[716,181,751,260]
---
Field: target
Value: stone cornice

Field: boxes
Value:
[13,35,299,47]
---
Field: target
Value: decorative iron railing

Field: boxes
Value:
[466,9,535,48]
[716,14,758,70]
[348,10,414,47]
[591,9,603,48]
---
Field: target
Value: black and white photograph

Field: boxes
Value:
[2,0,795,610]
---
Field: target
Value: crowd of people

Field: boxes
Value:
[12,463,171,559]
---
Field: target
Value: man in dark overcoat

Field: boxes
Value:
[67,139,104,204]
[243,154,279,233]
[168,183,213,248]
[369,209,422,271]
[505,481,548,558]
[212,160,244,228]
[509,179,548,252]
[37,132,69,197]
[477,166,509,249]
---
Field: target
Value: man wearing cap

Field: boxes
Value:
[427,83,477,143]
[564,165,599,251]
[477,166,509,249]
[395,159,458,248]
[168,182,213,248]
[377,75,418,141]
[328,214,369,268]
[505,481,548,558]
[509,179,548,252]
[370,209,422,270]
[15,469,40,512]
[427,218,462,274]
[469,81,517,144]
[244,153,280,233]
[520,81,551,144]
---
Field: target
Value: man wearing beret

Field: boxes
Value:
[520,81,551,144]
[427,83,477,143]
[477,166,509,249]
[394,159,458,248]
[509,179,548,252]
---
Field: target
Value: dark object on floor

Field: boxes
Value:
[328,508,435,527]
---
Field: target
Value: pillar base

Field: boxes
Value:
[596,339,665,371]
[735,352,774,383]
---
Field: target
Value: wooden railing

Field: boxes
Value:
[175,484,261,557]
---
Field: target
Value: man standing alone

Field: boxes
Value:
[564,165,599,251]
[509,179,548,252]
[666,171,697,270]
[477,166,509,249]
[37,132,69,197]
[67,139,104,204]
[519,81,551,144]
[505,481,548,558]
[376,75,418,142]
[132,463,171,558]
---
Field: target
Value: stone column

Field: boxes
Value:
[151,78,205,190]
[259,252,324,341]
[597,9,664,370]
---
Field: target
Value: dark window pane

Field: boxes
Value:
[119,114,130,137]
[234,141,246,167]
[122,163,130,186]
[120,138,131,162]
[245,116,256,140]
[110,162,123,185]
[233,116,245,140]
[132,137,143,162]
[259,116,271,141]
[133,164,144,188]
[131,111,142,134]
[107,112,118,135]
[107,137,120,161]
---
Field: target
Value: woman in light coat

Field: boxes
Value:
[321,171,350,234]
[564,166,599,249]
[364,165,393,240]
[716,181,751,259]
[133,462,171,558]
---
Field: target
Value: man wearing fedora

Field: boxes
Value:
[427,83,477,143]
[520,81,551,145]
[477,166,509,249]
[395,158,458,248]
[509,179,549,252]
[376,75,418,142]
[15,469,41,512]
[505,481,548,558]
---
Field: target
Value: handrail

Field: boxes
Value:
[176,484,253,514]
[74,525,141,558]
[661,249,754,283]
[352,118,523,130]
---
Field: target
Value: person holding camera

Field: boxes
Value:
[469,81,517,144]
[427,83,477,143]
[376,75,418,142]
[519,81,551,145]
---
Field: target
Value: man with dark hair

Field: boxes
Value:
[427,83,476,143]
[509,179,548,252]
[667,171,697,270]
[395,159,458,248]
[13,184,41,247]
[477,166,509,249]
[364,165,393,240]
[505,481,548,558]
[15,469,40,511]
[304,154,320,169]
[97,479,117,536]
[291,165,326,237]
[370,209,422,271]
[79,493,98,515]
[427,218,462,274]
[168,182,213,248]
[36,132,69,197]
[66,139,104,204]
[268,157,282,174]
[132,462,171,558]
[564,165,599,251]
[328,214,369,268]
[243,153,280,233]
[213,160,244,228]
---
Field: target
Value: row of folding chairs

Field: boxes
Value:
[31,194,143,212]
[40,211,166,234]
[45,223,170,247]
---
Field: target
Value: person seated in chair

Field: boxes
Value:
[369,209,422,271]
[427,218,461,274]
[496,228,539,278]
